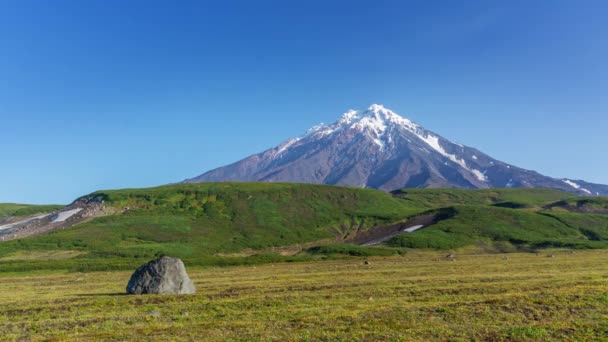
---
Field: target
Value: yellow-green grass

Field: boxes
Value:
[1,250,607,341]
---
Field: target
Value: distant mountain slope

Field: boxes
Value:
[185,104,608,196]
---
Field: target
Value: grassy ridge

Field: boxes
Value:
[0,203,63,218]
[392,188,573,208]
[0,203,29,217]
[547,197,608,213]
[0,183,418,267]
[387,205,608,250]
[387,188,608,251]
[1,184,608,272]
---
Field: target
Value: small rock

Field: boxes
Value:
[148,311,161,317]
[180,312,189,317]
[368,296,374,301]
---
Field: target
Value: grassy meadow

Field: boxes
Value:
[2,184,608,340]
[1,249,607,341]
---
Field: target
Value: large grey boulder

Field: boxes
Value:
[126,256,196,295]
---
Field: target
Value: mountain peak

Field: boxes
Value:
[303,105,418,149]
[367,104,395,116]
[367,103,399,114]
[184,105,608,196]
[335,104,417,130]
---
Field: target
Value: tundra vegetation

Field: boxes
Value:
[1,184,608,339]
[1,250,607,340]
[1,183,608,272]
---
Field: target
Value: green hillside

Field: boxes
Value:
[387,205,608,250]
[0,203,63,219]
[0,183,417,270]
[546,197,608,214]
[1,183,607,272]
[392,188,574,208]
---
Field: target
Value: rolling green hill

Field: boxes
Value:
[388,189,608,250]
[387,205,608,250]
[0,183,417,270]
[545,197,608,214]
[1,183,607,272]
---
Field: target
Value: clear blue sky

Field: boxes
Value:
[1,0,607,204]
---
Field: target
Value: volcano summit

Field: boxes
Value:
[185,105,608,196]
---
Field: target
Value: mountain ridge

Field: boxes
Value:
[185,105,608,196]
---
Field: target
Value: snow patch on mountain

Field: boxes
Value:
[353,114,387,134]
[338,109,359,125]
[417,133,487,182]
[352,111,388,149]
[470,169,488,182]
[304,121,339,138]
[562,179,592,195]
[276,137,301,155]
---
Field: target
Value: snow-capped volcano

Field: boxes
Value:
[185,104,608,196]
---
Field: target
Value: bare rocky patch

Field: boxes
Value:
[0,196,117,241]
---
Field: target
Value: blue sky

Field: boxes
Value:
[1,0,607,204]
